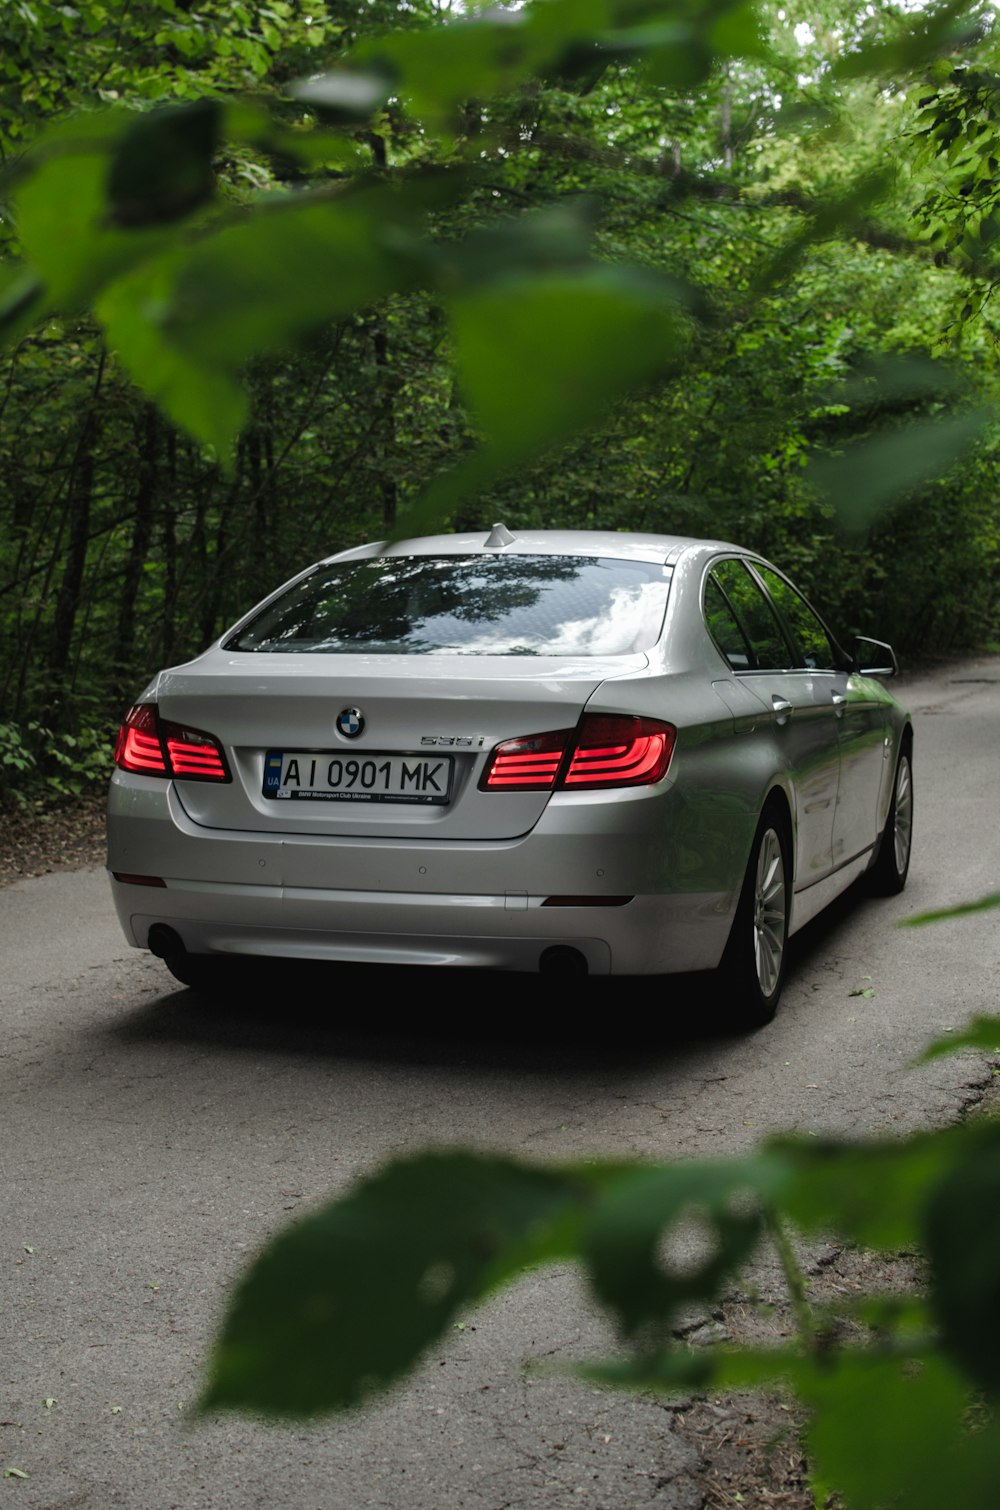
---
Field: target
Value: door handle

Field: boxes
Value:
[831,692,846,718]
[771,696,792,725]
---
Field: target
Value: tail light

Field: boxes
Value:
[480,714,675,792]
[114,704,230,782]
[479,729,569,789]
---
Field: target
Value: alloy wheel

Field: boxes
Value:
[753,827,787,1000]
[893,756,913,877]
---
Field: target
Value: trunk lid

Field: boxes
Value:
[158,649,647,841]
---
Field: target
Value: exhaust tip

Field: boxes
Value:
[147,923,184,961]
[539,945,589,977]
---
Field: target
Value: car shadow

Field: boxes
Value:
[785,871,882,972]
[107,874,887,1070]
[108,955,745,1074]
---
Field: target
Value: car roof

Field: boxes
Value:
[327,526,744,569]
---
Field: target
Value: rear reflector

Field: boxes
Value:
[541,895,634,907]
[112,872,167,887]
[481,714,675,792]
[115,704,230,782]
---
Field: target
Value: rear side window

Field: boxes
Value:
[225,555,673,657]
[704,576,752,670]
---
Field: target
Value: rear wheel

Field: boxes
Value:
[718,806,791,1029]
[868,742,913,896]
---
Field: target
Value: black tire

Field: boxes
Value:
[868,741,913,897]
[717,804,791,1029]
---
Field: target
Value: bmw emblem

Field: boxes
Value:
[337,706,365,739]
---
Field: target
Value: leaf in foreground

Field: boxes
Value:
[200,1152,596,1417]
[802,1351,1000,1510]
[903,893,1000,928]
[925,1131,1000,1396]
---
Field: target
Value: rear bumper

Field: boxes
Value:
[111,885,735,975]
[107,774,737,975]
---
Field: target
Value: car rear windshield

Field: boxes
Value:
[224,554,672,657]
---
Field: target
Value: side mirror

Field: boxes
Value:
[852,636,898,678]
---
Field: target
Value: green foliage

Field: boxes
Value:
[0,722,37,800]
[3,0,1000,777]
[203,1152,620,1416]
[0,719,113,808]
[906,896,1000,928]
[200,1110,1000,1507]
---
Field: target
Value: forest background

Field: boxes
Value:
[2,0,1000,807]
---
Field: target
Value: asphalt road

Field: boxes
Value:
[2,657,999,1509]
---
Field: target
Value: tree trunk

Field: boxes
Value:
[114,403,159,696]
[48,352,106,706]
[160,430,178,665]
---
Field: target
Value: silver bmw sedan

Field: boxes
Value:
[107,527,912,1026]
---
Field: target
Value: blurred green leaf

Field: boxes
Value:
[903,893,1000,928]
[200,1152,603,1417]
[832,0,983,83]
[582,1340,805,1394]
[356,11,540,132]
[0,267,44,342]
[926,1131,1000,1394]
[164,180,446,371]
[398,264,689,535]
[757,168,895,292]
[808,408,993,531]
[774,1130,965,1250]
[918,1015,1000,1062]
[96,254,248,459]
[14,144,178,311]
[450,267,687,453]
[223,101,367,170]
[96,177,455,453]
[108,100,219,228]
[801,1351,990,1510]
[581,1157,783,1336]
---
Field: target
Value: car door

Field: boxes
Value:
[706,558,841,887]
[752,564,888,870]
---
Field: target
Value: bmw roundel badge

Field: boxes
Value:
[337,706,365,739]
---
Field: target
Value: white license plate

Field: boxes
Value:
[263,751,453,805]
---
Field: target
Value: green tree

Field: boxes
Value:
[3,0,998,796]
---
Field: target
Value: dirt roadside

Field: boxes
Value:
[0,789,106,885]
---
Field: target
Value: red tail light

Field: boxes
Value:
[114,704,230,782]
[480,714,675,792]
[564,714,674,788]
[480,729,571,790]
[114,703,167,774]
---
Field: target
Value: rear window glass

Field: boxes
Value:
[225,554,672,657]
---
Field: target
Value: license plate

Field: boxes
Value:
[263,751,453,805]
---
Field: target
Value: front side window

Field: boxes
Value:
[707,559,792,671]
[225,555,673,657]
[754,566,840,671]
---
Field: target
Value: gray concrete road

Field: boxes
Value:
[2,658,999,1508]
